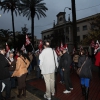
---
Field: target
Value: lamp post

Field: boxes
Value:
[64,7,71,44]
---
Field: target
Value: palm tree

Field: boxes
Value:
[20,0,48,46]
[0,0,21,49]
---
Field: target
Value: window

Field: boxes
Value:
[77,36,80,42]
[77,27,80,32]
[83,25,87,31]
[44,36,46,40]
[83,35,86,39]
[59,17,63,21]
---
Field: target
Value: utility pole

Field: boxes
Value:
[71,0,77,49]
[64,7,71,44]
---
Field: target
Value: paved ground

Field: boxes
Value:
[3,70,41,100]
[2,65,99,100]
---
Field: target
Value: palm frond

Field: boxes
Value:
[20,0,48,20]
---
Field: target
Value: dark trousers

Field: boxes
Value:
[0,78,11,99]
[37,67,41,78]
[9,71,16,88]
[17,73,27,89]
[63,70,73,91]
[59,68,64,82]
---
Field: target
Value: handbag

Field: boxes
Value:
[77,57,88,75]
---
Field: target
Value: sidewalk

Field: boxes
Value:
[9,70,41,100]
[3,65,100,100]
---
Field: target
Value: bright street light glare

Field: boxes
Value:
[0,15,1,17]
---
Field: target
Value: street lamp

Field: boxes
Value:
[0,14,1,17]
[64,7,71,43]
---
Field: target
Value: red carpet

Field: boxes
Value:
[29,71,100,100]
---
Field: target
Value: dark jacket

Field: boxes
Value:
[78,55,92,79]
[7,57,16,71]
[0,54,10,80]
[60,52,72,71]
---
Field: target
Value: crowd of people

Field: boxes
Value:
[0,40,100,100]
[0,45,40,100]
[38,41,93,100]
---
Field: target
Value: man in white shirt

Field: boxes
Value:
[39,41,58,100]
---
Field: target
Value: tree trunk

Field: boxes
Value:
[11,9,16,50]
[71,0,77,49]
[31,17,34,47]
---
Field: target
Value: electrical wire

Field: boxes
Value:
[76,4,100,11]
[34,3,100,28]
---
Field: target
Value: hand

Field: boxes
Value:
[62,68,65,71]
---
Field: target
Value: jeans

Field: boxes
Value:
[36,66,41,78]
[0,78,11,99]
[59,68,64,82]
[81,78,90,87]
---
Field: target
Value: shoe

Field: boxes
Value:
[70,88,73,90]
[63,90,71,94]
[59,81,64,84]
[44,94,51,100]
[59,81,62,83]
[17,89,22,98]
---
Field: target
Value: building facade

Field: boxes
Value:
[76,13,100,43]
[41,12,99,52]
[41,12,73,52]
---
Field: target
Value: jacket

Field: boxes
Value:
[95,51,100,67]
[78,55,92,79]
[0,54,10,80]
[60,52,72,71]
[39,48,58,74]
[12,57,30,77]
[58,55,63,69]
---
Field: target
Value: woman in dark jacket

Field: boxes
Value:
[78,49,92,100]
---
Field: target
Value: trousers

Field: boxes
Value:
[0,78,11,99]
[43,73,55,98]
[81,78,90,87]
[63,70,73,91]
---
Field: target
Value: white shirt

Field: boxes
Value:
[39,48,58,74]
